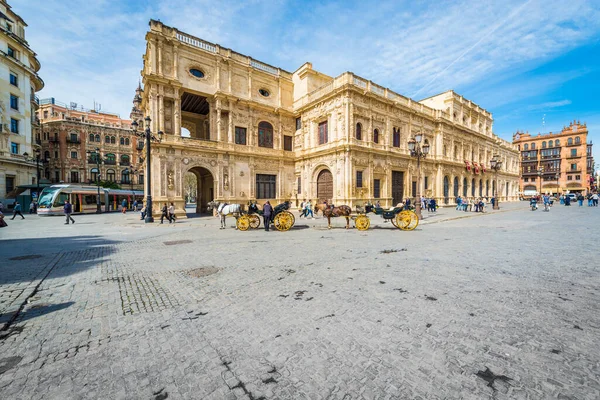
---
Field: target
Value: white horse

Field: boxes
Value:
[209,201,243,229]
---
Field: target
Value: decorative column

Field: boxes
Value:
[157,40,163,76]
[216,98,222,142]
[227,100,233,143]
[174,95,181,136]
[158,94,165,132]
[173,44,179,80]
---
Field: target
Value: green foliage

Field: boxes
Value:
[98,181,121,189]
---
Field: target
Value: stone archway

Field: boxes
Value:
[316,169,333,202]
[186,166,215,214]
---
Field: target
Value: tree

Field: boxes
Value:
[99,181,121,189]
[184,173,197,203]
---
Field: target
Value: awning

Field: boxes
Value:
[6,183,54,199]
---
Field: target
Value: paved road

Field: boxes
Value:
[0,203,598,399]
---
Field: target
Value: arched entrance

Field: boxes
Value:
[186,167,214,215]
[317,169,333,202]
[443,176,449,204]
[453,177,459,198]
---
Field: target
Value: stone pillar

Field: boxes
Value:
[173,44,179,80]
[157,40,163,76]
[216,99,222,142]
[158,94,165,132]
[174,95,181,136]
[227,100,233,143]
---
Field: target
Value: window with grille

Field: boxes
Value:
[256,174,276,199]
[356,171,363,188]
[318,121,328,145]
[235,127,247,145]
[284,135,293,151]
[258,122,273,148]
[373,179,380,198]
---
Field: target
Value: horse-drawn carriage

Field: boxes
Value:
[352,204,419,231]
[236,201,295,231]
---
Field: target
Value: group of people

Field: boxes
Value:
[455,196,487,212]
[298,200,315,219]
[160,202,177,223]
[419,197,438,212]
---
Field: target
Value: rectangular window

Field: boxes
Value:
[7,46,16,58]
[356,171,363,188]
[10,94,18,110]
[234,126,247,145]
[575,175,580,180]
[139,174,144,185]
[571,163,577,171]
[71,151,77,159]
[570,149,577,157]
[9,73,18,87]
[10,118,18,134]
[393,132,400,148]
[70,133,78,142]
[424,176,429,190]
[10,142,19,154]
[70,171,79,183]
[318,121,328,145]
[54,171,60,182]
[297,176,301,194]
[5,176,15,195]
[256,174,276,199]
[524,178,529,182]
[296,118,302,130]
[567,176,572,181]
[284,135,293,151]
[373,179,381,198]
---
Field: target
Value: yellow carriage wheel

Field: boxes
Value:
[249,214,261,229]
[396,210,419,231]
[355,214,371,231]
[274,211,294,231]
[236,215,250,231]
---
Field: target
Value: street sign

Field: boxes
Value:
[32,192,38,199]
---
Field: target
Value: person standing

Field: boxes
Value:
[121,198,127,214]
[11,202,24,220]
[160,202,169,224]
[168,202,176,223]
[64,200,75,224]
[592,193,599,207]
[262,201,273,231]
[0,201,4,213]
[429,198,437,212]
[29,202,35,214]
[299,200,306,218]
[133,199,138,211]
[140,203,146,220]
[577,193,584,207]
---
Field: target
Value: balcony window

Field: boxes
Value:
[91,168,99,182]
[571,163,577,171]
[235,127,247,145]
[10,142,19,154]
[71,151,78,159]
[571,149,577,157]
[125,138,130,146]
[356,123,362,140]
[110,136,116,144]
[256,174,276,199]
[70,171,79,183]
[258,122,274,148]
[524,144,528,150]
[7,45,16,59]
[393,128,400,148]
[10,94,18,110]
[121,170,130,183]
[356,171,363,188]
[9,73,18,87]
[318,121,328,145]
[70,133,78,142]
[95,134,100,142]
[575,137,580,144]
[373,129,379,144]
[10,118,19,134]
[284,135,293,151]
[106,169,115,182]
[567,138,573,145]
[120,137,125,145]
[120,155,130,166]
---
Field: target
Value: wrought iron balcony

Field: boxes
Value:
[66,138,81,144]
[104,160,116,165]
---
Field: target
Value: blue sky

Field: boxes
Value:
[15,0,600,162]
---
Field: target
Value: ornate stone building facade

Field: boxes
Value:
[37,98,143,191]
[512,121,594,195]
[0,0,43,202]
[141,20,519,217]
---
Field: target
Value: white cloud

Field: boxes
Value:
[526,99,572,111]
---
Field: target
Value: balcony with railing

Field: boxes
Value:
[66,137,81,144]
[104,160,116,165]
[120,162,130,166]
[566,153,581,159]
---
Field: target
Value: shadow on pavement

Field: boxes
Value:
[18,301,75,323]
[0,235,119,285]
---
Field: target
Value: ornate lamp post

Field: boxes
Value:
[408,132,430,220]
[86,147,102,213]
[537,166,544,196]
[490,155,503,210]
[24,147,42,212]
[131,116,162,223]
[555,172,560,197]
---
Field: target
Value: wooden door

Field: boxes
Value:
[392,171,404,206]
[317,170,333,202]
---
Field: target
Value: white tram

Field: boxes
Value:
[37,185,144,215]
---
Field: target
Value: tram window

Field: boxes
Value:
[54,193,69,207]
[84,195,96,205]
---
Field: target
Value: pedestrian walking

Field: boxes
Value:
[121,198,127,214]
[305,200,314,219]
[133,199,138,211]
[299,200,307,218]
[140,203,146,220]
[0,209,7,228]
[577,193,584,207]
[455,196,462,211]
[11,202,24,220]
[29,202,35,214]
[64,200,75,224]
[262,201,273,231]
[429,198,437,212]
[160,203,170,224]
[592,193,599,207]
[168,202,176,222]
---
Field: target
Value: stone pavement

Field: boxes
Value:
[0,203,598,399]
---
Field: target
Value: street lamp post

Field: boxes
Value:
[123,167,138,209]
[490,155,503,210]
[86,147,102,213]
[33,147,41,211]
[131,116,163,223]
[555,172,560,197]
[408,132,430,220]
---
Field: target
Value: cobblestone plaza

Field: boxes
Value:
[0,205,599,399]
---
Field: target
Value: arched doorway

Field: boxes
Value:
[463,177,468,197]
[317,169,333,202]
[443,176,449,204]
[186,167,214,215]
[453,177,459,198]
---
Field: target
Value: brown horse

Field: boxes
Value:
[321,204,352,229]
